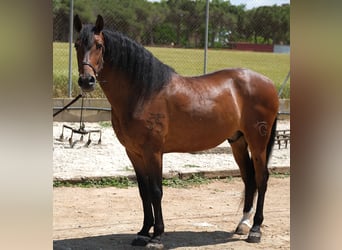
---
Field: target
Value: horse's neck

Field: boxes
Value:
[98,67,137,119]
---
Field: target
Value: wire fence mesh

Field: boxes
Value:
[53,0,290,98]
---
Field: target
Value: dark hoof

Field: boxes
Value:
[246,230,261,243]
[146,236,164,249]
[131,235,151,246]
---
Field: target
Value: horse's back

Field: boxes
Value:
[215,68,277,98]
[181,67,279,117]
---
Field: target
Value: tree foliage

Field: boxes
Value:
[53,0,290,47]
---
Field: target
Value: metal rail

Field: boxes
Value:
[275,129,290,149]
[53,106,112,112]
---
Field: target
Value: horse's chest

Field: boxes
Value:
[112,124,127,146]
[110,115,129,146]
[111,112,167,152]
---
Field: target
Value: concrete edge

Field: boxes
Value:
[53,166,290,184]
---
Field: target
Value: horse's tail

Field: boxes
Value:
[266,117,277,166]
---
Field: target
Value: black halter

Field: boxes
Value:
[82,62,98,77]
[82,45,105,77]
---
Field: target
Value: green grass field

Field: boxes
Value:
[53,42,290,98]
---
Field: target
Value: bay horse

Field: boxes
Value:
[73,14,279,246]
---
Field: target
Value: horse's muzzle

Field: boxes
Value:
[78,74,96,92]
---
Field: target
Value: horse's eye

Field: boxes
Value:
[96,43,102,50]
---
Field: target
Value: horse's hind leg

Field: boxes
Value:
[229,134,256,235]
[244,118,277,243]
[246,149,269,243]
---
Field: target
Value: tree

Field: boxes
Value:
[53,0,94,41]
[53,0,290,46]
[209,0,236,47]
[140,2,167,45]
[53,0,71,41]
[244,4,290,45]
[166,0,187,46]
[276,4,290,44]
[227,4,247,42]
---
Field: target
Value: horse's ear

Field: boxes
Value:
[94,15,104,33]
[74,14,82,32]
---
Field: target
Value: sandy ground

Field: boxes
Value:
[53,176,289,249]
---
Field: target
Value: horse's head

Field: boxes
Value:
[74,14,105,92]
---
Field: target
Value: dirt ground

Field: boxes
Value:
[53,176,289,249]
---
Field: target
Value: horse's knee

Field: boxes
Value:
[152,184,163,199]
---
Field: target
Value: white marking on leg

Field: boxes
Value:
[238,208,253,228]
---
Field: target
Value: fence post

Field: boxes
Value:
[68,0,74,98]
[203,0,209,74]
[278,71,290,98]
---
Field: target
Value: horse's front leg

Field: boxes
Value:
[126,149,165,247]
[145,151,164,246]
[126,150,154,246]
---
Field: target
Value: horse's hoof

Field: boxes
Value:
[131,235,150,246]
[146,242,164,249]
[246,230,261,243]
[146,236,164,249]
[235,223,250,235]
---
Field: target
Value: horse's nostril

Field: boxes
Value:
[78,75,96,91]
[89,75,96,85]
[78,77,83,87]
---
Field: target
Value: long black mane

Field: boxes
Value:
[101,29,175,99]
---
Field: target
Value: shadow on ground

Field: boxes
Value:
[54,230,245,249]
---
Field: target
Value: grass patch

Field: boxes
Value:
[162,174,212,188]
[270,172,290,178]
[99,121,112,128]
[53,174,212,189]
[220,175,234,183]
[53,42,290,98]
[53,173,288,188]
[53,176,136,188]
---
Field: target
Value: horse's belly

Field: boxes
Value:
[164,121,234,153]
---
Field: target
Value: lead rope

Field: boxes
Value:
[79,93,86,132]
[53,93,83,117]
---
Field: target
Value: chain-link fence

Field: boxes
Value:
[53,0,290,98]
